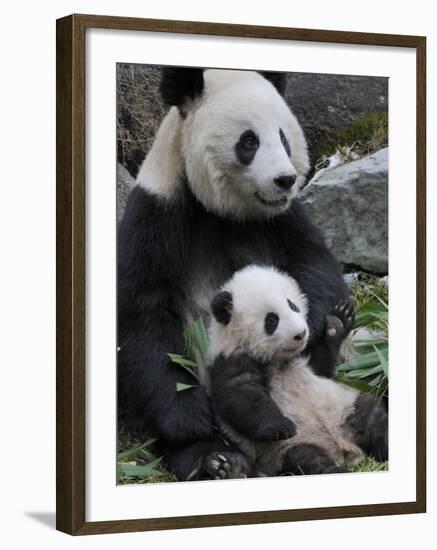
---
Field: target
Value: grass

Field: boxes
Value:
[117,272,389,483]
[350,457,388,473]
[349,272,388,312]
[315,111,388,172]
[117,421,176,484]
[339,274,389,401]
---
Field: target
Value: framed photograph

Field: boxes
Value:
[56,14,426,535]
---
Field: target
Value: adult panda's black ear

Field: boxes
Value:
[160,67,205,108]
[211,291,233,326]
[259,71,288,97]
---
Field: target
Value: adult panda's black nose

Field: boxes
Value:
[274,174,297,191]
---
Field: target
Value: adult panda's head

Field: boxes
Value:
[138,67,309,219]
[208,265,309,362]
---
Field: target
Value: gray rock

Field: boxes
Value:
[286,73,388,165]
[117,163,135,222]
[300,148,388,273]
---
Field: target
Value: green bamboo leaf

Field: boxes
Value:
[183,324,194,358]
[373,344,389,376]
[367,290,388,310]
[353,339,387,348]
[117,438,157,462]
[343,364,384,379]
[355,313,387,330]
[118,457,162,478]
[352,343,387,357]
[358,301,387,313]
[368,311,388,321]
[176,382,197,392]
[337,351,381,371]
[167,353,198,368]
[368,373,384,387]
[167,353,200,380]
[194,333,207,358]
[353,347,387,366]
[191,319,209,360]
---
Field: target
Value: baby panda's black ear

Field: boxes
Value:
[160,67,205,108]
[259,71,288,97]
[211,291,233,326]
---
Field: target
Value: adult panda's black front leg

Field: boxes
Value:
[310,299,355,377]
[278,200,352,378]
[118,185,250,479]
[301,294,354,380]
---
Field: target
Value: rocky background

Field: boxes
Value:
[117,64,388,274]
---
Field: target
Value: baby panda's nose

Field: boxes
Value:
[293,329,306,341]
[274,174,297,191]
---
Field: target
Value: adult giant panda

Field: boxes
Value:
[208,265,388,477]
[118,67,351,481]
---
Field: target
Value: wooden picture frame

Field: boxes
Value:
[56,13,426,535]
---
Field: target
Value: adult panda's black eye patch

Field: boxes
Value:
[279,128,291,157]
[287,299,300,313]
[264,312,280,335]
[235,130,259,166]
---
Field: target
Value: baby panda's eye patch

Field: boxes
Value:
[279,128,291,157]
[287,299,300,313]
[235,129,260,166]
[264,312,280,335]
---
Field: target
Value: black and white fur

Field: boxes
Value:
[208,266,388,476]
[118,67,351,481]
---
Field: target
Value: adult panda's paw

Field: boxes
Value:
[188,451,255,480]
[326,300,355,340]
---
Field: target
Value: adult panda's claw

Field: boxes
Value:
[209,458,221,471]
[194,451,255,480]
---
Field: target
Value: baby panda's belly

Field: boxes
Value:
[257,358,364,475]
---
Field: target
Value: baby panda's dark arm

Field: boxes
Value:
[117,185,215,444]
[209,353,297,441]
[345,393,388,462]
[277,200,351,378]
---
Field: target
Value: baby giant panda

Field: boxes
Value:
[208,266,388,477]
[118,67,351,481]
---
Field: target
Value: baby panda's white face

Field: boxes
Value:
[181,70,309,219]
[208,265,309,362]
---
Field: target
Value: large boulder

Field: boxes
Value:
[300,148,388,273]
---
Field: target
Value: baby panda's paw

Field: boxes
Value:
[273,418,298,441]
[193,451,255,480]
[253,417,297,441]
[326,300,355,341]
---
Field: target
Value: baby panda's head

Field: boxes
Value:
[159,67,309,219]
[208,265,309,363]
